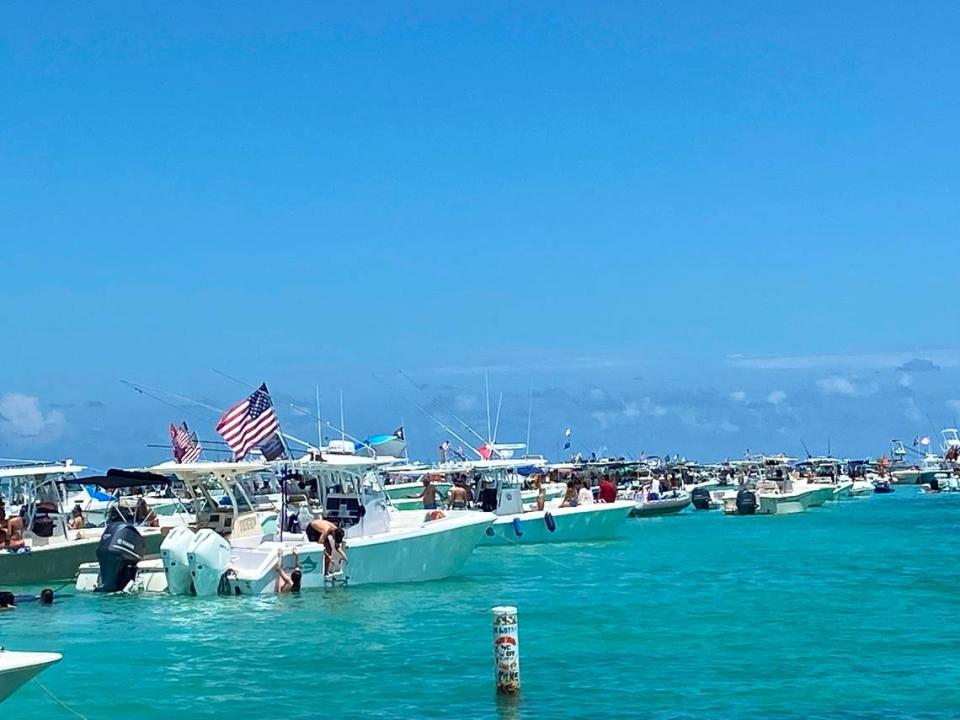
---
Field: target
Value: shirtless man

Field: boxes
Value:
[409,477,442,510]
[447,481,469,510]
[305,519,346,574]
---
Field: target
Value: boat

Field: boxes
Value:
[723,479,824,515]
[222,459,496,592]
[76,461,278,594]
[468,461,634,545]
[0,461,164,585]
[0,648,62,703]
[873,480,895,494]
[627,488,691,517]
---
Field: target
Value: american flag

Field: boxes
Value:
[170,421,202,463]
[216,383,280,460]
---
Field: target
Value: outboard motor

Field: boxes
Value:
[95,522,145,592]
[735,489,758,516]
[691,486,713,511]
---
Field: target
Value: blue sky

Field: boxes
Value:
[2,3,959,467]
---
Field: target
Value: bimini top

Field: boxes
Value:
[0,460,87,480]
[146,460,269,477]
[73,468,172,491]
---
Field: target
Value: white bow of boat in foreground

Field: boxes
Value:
[0,648,62,703]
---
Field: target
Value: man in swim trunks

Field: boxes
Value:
[447,481,468,510]
[409,477,442,509]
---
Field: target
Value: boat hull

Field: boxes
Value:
[757,490,818,515]
[228,513,495,593]
[0,530,162,586]
[630,492,692,517]
[479,502,633,546]
[0,651,62,702]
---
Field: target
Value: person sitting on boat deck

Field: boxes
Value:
[447,481,469,510]
[68,504,85,530]
[598,475,617,504]
[558,480,578,508]
[0,527,24,552]
[274,548,302,593]
[577,479,595,505]
[134,497,159,527]
[408,477,442,510]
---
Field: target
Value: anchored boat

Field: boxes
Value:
[0,648,61,703]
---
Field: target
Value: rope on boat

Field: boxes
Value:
[31,679,89,720]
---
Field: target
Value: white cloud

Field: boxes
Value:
[728,349,960,371]
[719,420,740,433]
[587,387,607,402]
[453,393,478,411]
[767,390,787,405]
[817,376,880,397]
[898,373,913,388]
[903,398,924,423]
[947,399,960,413]
[0,394,66,441]
[730,390,747,402]
[816,376,857,396]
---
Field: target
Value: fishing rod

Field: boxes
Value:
[373,373,483,459]
[396,370,490,448]
[286,403,378,455]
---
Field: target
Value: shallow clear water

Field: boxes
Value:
[4,489,960,719]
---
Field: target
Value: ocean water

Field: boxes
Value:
[4,489,960,719]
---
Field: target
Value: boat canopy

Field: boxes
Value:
[75,468,172,490]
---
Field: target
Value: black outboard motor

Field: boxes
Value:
[95,522,145,592]
[691,486,713,511]
[735,488,758,515]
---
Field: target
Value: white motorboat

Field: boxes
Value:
[223,460,495,592]
[723,479,824,515]
[76,461,276,594]
[0,648,62,703]
[0,461,164,585]
[627,489,692,517]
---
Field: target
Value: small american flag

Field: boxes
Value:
[216,383,280,460]
[170,421,202,463]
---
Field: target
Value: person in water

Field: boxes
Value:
[409,477,442,509]
[558,480,578,508]
[0,592,15,610]
[274,548,302,593]
[39,588,54,605]
[447,481,468,509]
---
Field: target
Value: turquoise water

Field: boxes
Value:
[4,489,960,719]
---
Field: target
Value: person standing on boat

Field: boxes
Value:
[448,481,468,509]
[598,475,617,504]
[408,477,442,510]
[439,440,450,463]
[648,475,661,502]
